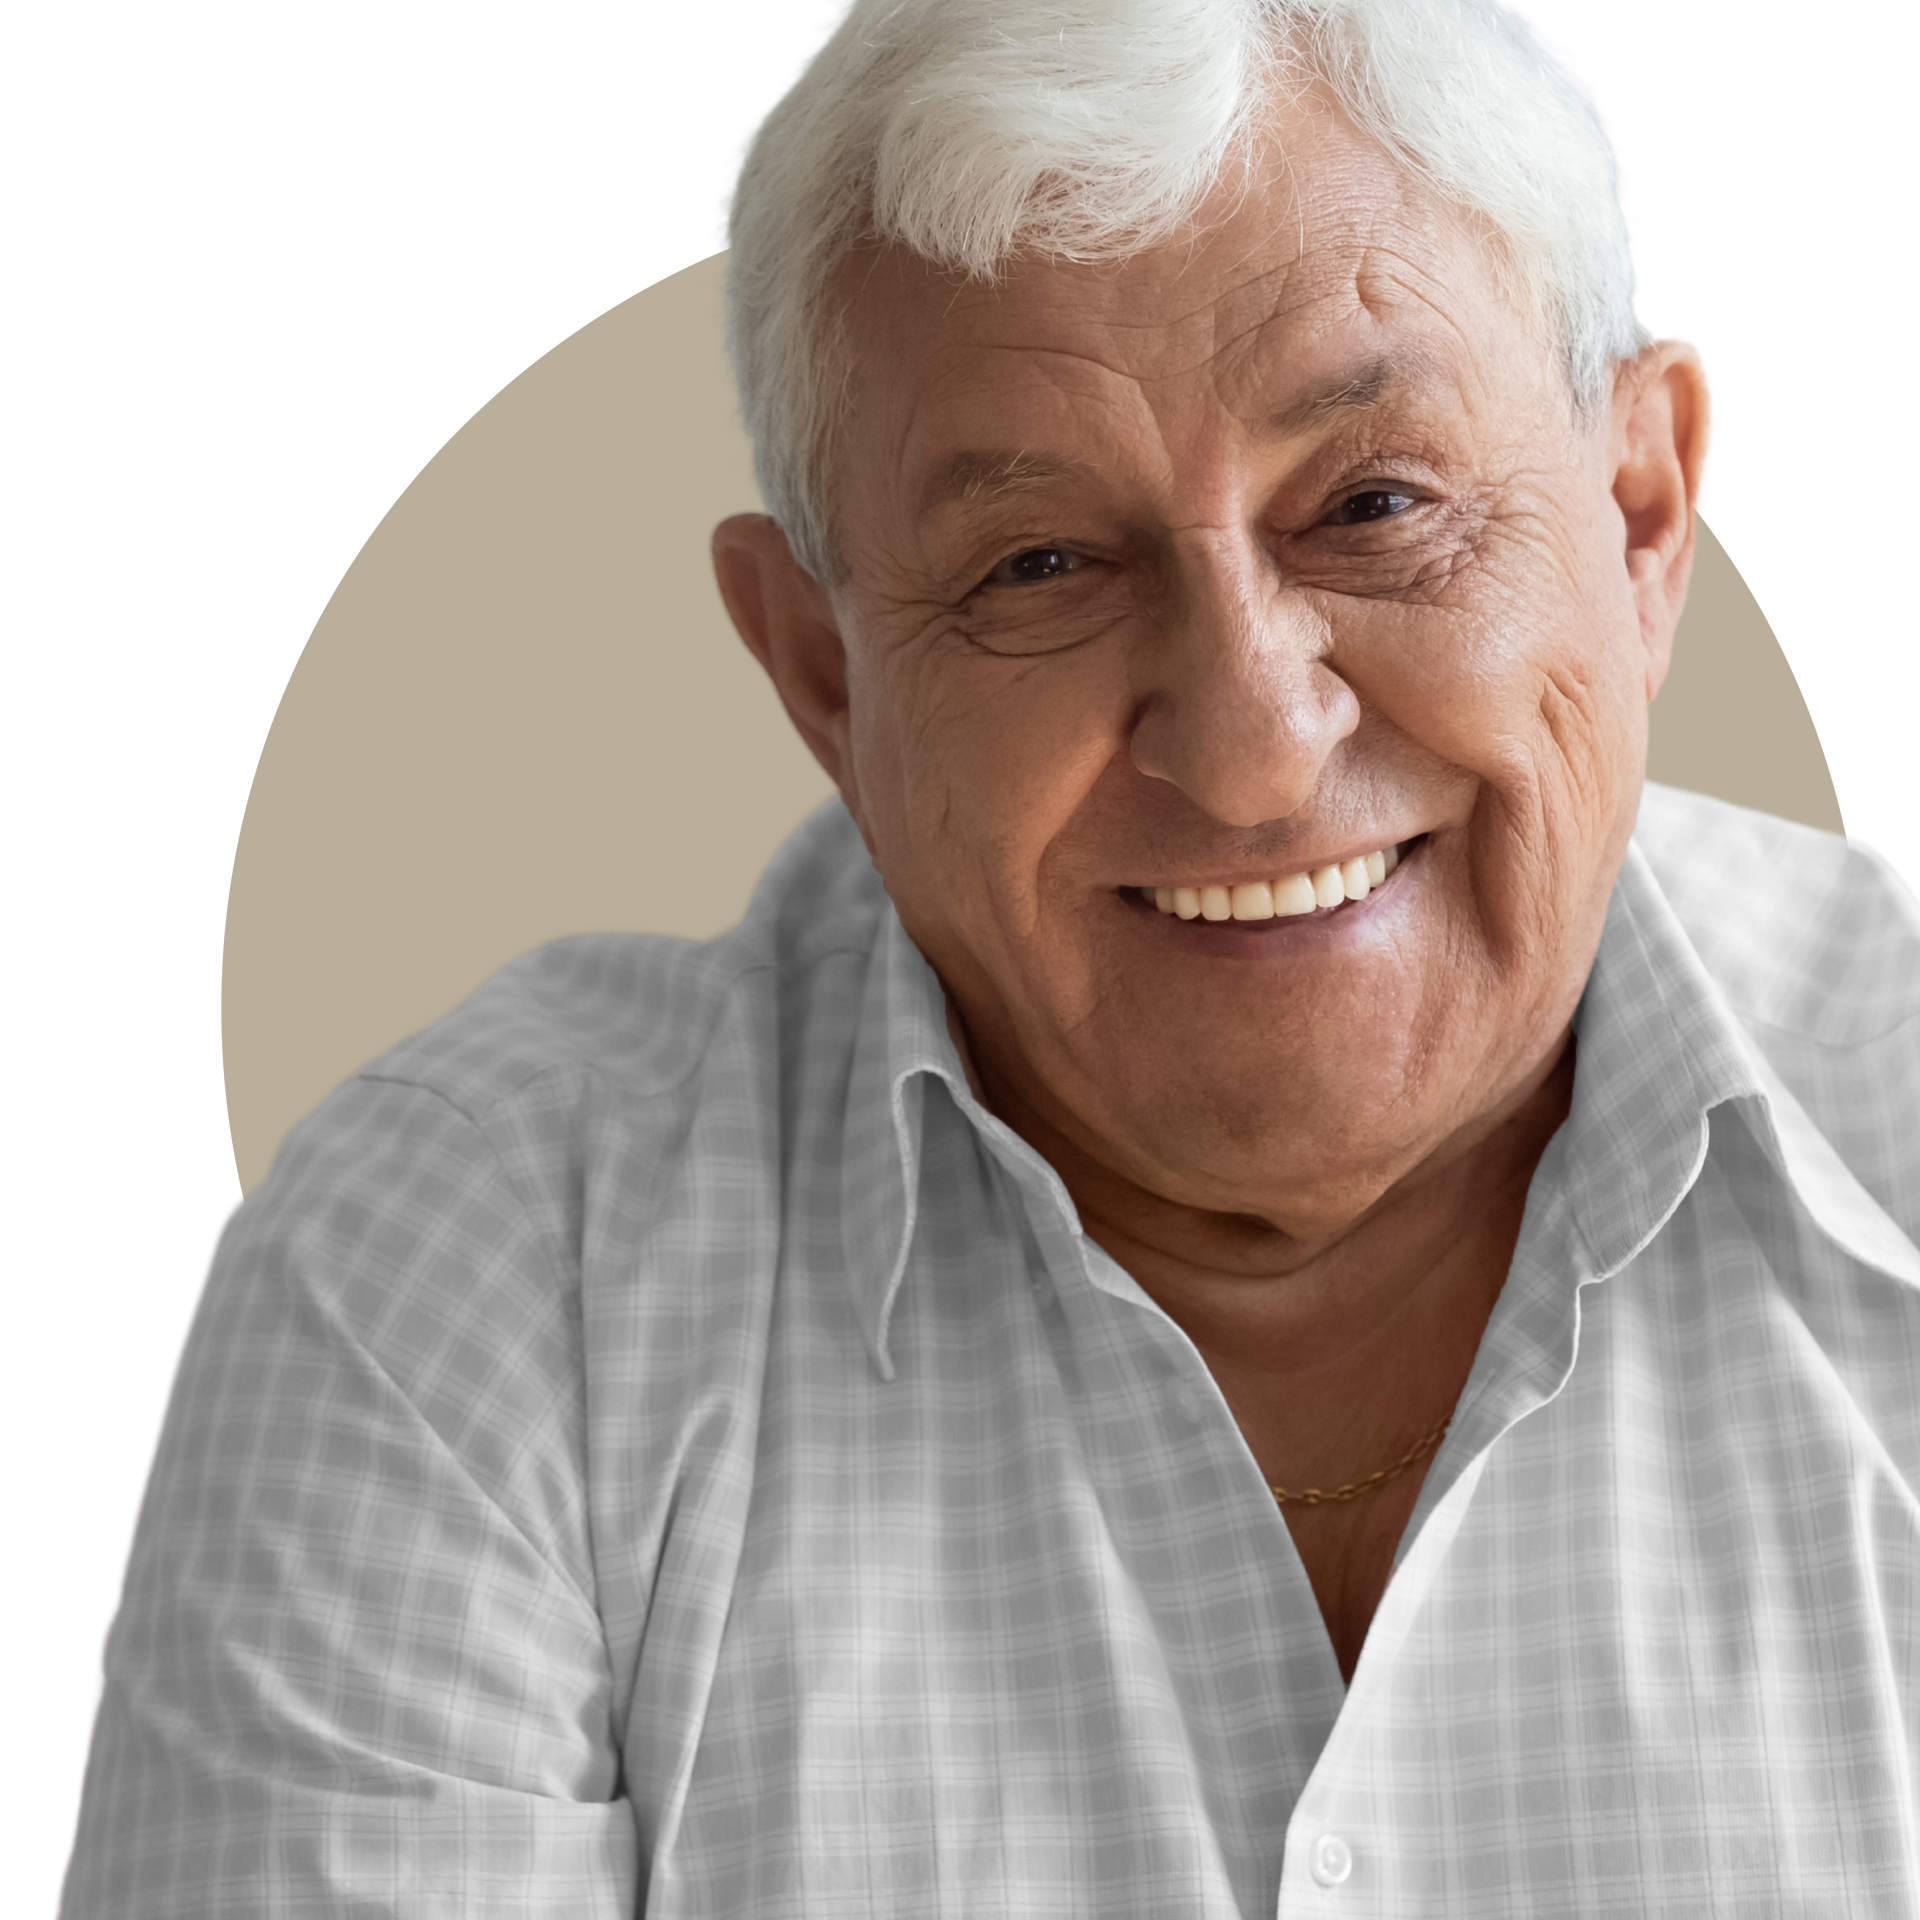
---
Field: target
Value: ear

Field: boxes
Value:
[1610,341,1710,701]
[711,513,860,805]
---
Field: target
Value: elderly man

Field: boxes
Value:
[63,0,1920,1913]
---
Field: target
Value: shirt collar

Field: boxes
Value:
[1557,837,1768,1281]
[1566,838,1920,1293]
[838,906,971,1381]
[836,821,1920,1379]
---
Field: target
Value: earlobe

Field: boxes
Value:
[711,513,858,797]
[1610,343,1710,701]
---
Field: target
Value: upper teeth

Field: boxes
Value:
[1150,844,1403,921]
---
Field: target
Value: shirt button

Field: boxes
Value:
[1310,1834,1353,1887]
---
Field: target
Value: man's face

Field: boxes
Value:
[793,104,1687,1238]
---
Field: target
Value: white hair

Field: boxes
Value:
[726,0,1646,581]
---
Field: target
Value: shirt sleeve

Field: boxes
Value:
[59,1074,639,1919]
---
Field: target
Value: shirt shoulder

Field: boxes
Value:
[351,800,883,1125]
[215,797,882,1598]
[1632,781,1920,1047]
[243,796,884,1343]
[363,929,760,1120]
[1633,781,1920,1244]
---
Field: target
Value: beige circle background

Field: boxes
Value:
[223,251,1843,1195]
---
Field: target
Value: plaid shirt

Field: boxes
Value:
[63,782,1920,1917]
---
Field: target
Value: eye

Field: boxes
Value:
[985,544,1085,586]
[1323,488,1419,526]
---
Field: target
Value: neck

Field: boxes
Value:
[943,994,990,1104]
[973,1030,1577,1463]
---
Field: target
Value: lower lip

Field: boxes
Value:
[1123,839,1425,951]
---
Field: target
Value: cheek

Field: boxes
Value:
[1343,526,1646,809]
[1338,537,1647,981]
[854,644,1134,933]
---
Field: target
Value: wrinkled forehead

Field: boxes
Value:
[846,237,1466,414]
[840,221,1543,510]
[831,117,1562,484]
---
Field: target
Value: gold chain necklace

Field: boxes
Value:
[1269,1414,1451,1508]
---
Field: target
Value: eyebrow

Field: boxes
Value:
[1265,352,1444,436]
[932,448,1094,512]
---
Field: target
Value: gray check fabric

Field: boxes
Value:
[62,782,1920,1916]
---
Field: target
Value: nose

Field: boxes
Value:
[1127,535,1360,828]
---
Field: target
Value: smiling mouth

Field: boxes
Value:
[1133,838,1420,922]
